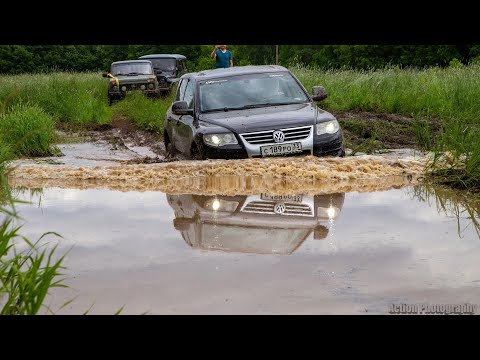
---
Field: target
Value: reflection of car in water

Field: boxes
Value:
[166,192,345,255]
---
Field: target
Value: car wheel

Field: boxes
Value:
[190,144,204,160]
[165,141,176,158]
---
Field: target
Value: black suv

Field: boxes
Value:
[138,54,187,93]
[164,65,345,159]
[103,60,159,105]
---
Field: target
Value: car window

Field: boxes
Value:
[198,72,309,112]
[176,78,188,101]
[150,58,176,72]
[184,80,194,109]
[111,63,152,76]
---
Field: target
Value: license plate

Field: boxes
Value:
[260,142,302,157]
[261,194,303,202]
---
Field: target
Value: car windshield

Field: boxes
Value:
[111,63,152,76]
[198,72,309,113]
[150,58,176,71]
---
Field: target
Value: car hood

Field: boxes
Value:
[197,103,336,133]
[115,75,155,83]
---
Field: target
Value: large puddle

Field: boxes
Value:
[6,139,479,314]
[10,181,480,314]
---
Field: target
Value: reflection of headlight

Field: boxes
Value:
[203,133,238,147]
[316,120,340,135]
[204,198,239,212]
[317,206,340,220]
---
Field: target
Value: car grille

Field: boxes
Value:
[241,201,313,217]
[240,126,312,145]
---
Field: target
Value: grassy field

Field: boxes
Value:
[0,65,479,190]
[294,64,480,190]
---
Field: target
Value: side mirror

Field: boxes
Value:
[155,69,163,75]
[173,217,195,231]
[312,86,328,101]
[172,101,193,116]
[102,72,109,78]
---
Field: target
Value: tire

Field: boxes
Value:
[166,141,176,158]
[190,143,204,160]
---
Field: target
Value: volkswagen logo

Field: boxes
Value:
[272,130,285,143]
[274,203,286,214]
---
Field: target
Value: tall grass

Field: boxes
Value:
[0,104,57,157]
[292,63,480,191]
[292,63,480,124]
[112,91,174,133]
[0,149,67,315]
[0,72,111,125]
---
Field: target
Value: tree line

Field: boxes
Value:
[1,45,479,74]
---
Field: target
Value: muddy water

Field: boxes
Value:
[11,182,480,314]
[8,142,479,314]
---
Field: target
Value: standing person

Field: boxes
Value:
[211,45,233,68]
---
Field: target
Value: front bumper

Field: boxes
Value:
[199,127,343,159]
[199,142,249,159]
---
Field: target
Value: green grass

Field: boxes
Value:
[0,72,111,125]
[292,63,480,123]
[425,119,480,190]
[0,150,67,315]
[0,104,58,157]
[292,63,480,191]
[112,91,174,133]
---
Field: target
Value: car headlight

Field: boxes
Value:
[316,120,340,135]
[317,206,341,220]
[203,133,238,147]
[204,198,239,212]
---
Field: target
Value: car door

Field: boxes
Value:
[167,78,188,153]
[176,79,195,155]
